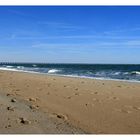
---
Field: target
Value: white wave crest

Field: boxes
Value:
[48,69,60,74]
[113,72,121,75]
[32,64,37,67]
[17,66,24,69]
[6,66,14,68]
[0,67,19,72]
[130,71,140,75]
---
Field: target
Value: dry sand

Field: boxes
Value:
[0,70,140,134]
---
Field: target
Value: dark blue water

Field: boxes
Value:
[0,63,140,82]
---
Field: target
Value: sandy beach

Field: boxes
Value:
[0,70,140,134]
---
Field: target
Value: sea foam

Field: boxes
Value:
[48,69,61,74]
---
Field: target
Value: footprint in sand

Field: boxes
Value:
[11,98,17,103]
[66,96,72,99]
[75,88,78,91]
[15,89,20,92]
[112,97,119,100]
[92,98,101,103]
[121,109,132,114]
[94,92,98,94]
[7,106,15,111]
[38,88,42,91]
[107,96,119,100]
[75,93,79,96]
[132,106,140,111]
[124,105,132,109]
[85,103,95,107]
[90,92,98,95]
[5,124,12,128]
[47,83,51,87]
[6,93,13,96]
[15,93,21,96]
[29,105,39,110]
[52,113,68,120]
[18,117,31,125]
[121,105,140,112]
[115,108,132,114]
[28,98,37,102]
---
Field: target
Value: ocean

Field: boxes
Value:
[0,63,140,82]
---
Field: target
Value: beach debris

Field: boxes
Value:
[75,88,78,91]
[19,117,31,125]
[11,98,17,103]
[7,106,15,111]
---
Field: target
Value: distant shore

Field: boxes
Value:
[0,70,140,134]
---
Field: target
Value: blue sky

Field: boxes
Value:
[0,6,140,64]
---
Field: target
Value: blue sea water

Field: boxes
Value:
[0,63,140,82]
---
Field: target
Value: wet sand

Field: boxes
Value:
[0,70,140,134]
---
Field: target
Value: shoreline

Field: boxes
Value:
[0,70,140,133]
[0,68,140,84]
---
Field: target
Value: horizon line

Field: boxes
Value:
[0,62,140,65]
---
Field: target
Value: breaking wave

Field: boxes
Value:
[48,69,61,74]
